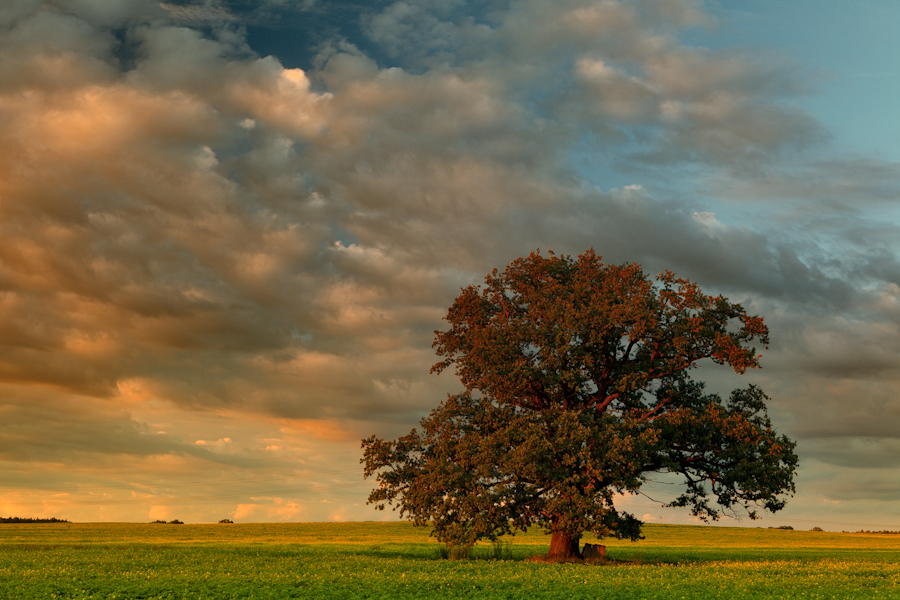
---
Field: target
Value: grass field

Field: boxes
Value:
[1,522,899,599]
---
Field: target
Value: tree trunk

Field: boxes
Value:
[547,531,581,560]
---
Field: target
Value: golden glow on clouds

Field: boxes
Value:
[0,0,898,525]
[278,419,358,444]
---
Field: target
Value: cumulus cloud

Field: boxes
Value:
[1,0,898,524]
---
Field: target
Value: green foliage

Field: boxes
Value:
[0,523,899,599]
[363,250,797,551]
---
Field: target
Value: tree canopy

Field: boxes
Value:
[362,250,797,558]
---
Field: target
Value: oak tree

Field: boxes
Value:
[362,250,797,559]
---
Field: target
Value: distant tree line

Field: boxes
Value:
[856,530,900,535]
[0,517,69,523]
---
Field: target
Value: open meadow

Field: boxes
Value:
[1,522,899,599]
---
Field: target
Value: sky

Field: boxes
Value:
[1,0,899,531]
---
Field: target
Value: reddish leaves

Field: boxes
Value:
[432,249,769,415]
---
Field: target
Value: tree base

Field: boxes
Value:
[547,531,581,560]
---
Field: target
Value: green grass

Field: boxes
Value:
[1,523,899,599]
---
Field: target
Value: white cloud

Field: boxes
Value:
[691,211,726,238]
